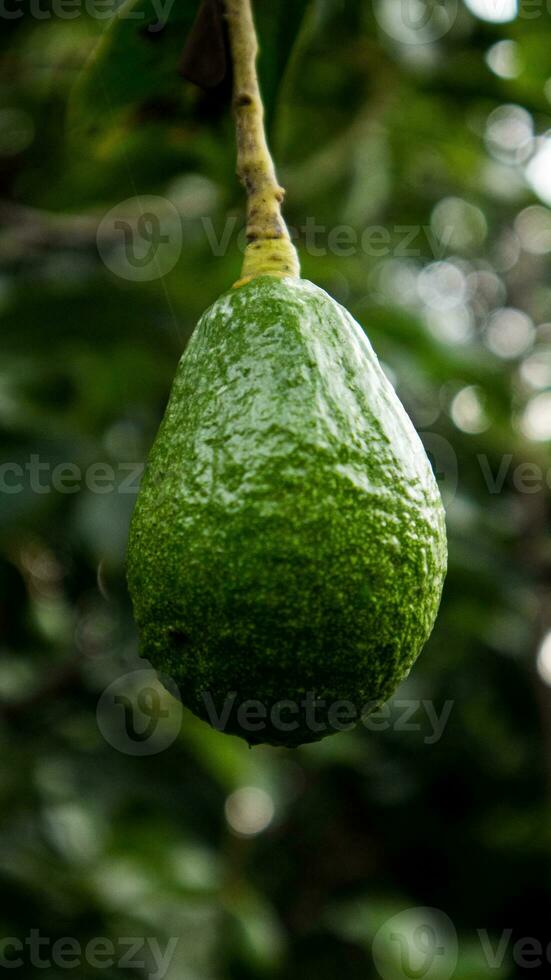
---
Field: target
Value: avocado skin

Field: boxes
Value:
[127,277,447,746]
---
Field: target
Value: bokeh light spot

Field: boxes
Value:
[520,350,551,389]
[525,136,551,207]
[521,392,551,441]
[224,787,275,837]
[463,0,517,23]
[537,633,551,686]
[485,40,521,78]
[418,261,468,311]
[514,205,551,255]
[431,197,487,252]
[484,308,535,359]
[450,385,490,433]
[485,105,533,164]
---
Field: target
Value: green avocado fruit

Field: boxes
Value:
[127,276,447,746]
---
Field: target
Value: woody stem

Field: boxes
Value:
[224,0,300,285]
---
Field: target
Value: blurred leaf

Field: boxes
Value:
[68,0,313,162]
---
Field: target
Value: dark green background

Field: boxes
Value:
[1,0,550,977]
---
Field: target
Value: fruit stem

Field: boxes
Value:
[224,0,300,286]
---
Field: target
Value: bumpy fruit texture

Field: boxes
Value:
[127,277,447,746]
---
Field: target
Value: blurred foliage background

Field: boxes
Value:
[1,0,551,976]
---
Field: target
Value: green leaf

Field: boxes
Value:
[254,0,314,128]
[67,0,202,157]
[68,0,313,162]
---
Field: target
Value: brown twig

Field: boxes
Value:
[224,0,299,285]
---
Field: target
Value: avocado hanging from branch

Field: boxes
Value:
[127,0,447,746]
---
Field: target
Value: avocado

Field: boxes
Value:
[127,276,447,746]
